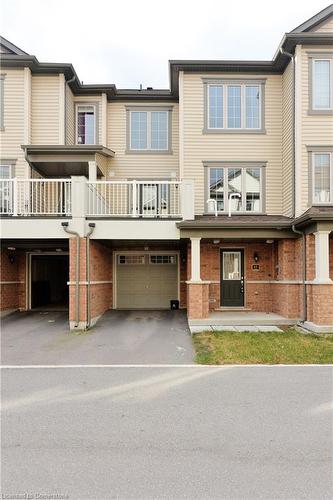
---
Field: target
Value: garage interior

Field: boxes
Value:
[31,254,69,310]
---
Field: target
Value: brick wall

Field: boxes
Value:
[69,238,112,326]
[0,249,26,311]
[186,239,304,319]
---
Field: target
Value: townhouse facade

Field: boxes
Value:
[0,5,333,332]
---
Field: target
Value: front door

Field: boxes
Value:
[220,249,244,307]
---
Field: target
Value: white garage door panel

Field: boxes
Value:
[116,254,178,309]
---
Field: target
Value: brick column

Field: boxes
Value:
[186,237,210,319]
[305,232,333,332]
[69,238,112,330]
[0,248,26,313]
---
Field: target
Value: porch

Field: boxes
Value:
[188,311,296,333]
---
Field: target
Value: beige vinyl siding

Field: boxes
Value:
[73,95,102,144]
[314,17,333,32]
[282,61,294,216]
[0,69,28,178]
[107,101,179,179]
[65,85,75,145]
[182,73,283,214]
[299,45,333,213]
[31,75,60,144]
[95,152,109,178]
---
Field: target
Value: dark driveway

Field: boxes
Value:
[1,309,194,365]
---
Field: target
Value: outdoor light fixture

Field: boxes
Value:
[8,252,15,264]
[266,239,274,244]
[253,252,259,263]
[213,239,220,244]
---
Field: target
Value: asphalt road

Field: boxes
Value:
[2,366,332,499]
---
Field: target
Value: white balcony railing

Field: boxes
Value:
[0,178,194,219]
[0,179,71,216]
[87,180,182,217]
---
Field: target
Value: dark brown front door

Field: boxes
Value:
[220,249,244,307]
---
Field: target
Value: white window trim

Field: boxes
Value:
[312,152,333,206]
[207,83,262,131]
[206,165,264,214]
[312,58,333,111]
[75,104,96,145]
[129,110,169,151]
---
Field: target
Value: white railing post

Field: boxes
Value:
[132,180,137,218]
[13,178,18,216]
[180,179,195,220]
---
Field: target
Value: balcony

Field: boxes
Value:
[0,179,71,216]
[87,180,181,218]
[0,178,193,219]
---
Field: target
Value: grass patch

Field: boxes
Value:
[193,329,333,364]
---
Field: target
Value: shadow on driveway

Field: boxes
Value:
[1,309,194,365]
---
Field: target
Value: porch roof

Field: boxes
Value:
[177,215,293,229]
[21,145,115,177]
[177,215,296,239]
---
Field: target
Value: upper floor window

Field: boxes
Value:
[312,152,332,205]
[206,163,265,213]
[76,104,96,144]
[126,107,172,153]
[204,80,265,133]
[308,53,333,114]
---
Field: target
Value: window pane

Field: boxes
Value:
[313,60,331,109]
[151,111,168,150]
[228,168,242,211]
[245,168,261,211]
[131,112,147,149]
[209,86,223,128]
[209,168,224,211]
[0,165,11,178]
[227,86,241,128]
[314,154,331,203]
[77,107,95,144]
[223,252,241,280]
[245,86,260,128]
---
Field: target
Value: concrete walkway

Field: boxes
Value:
[1,309,194,365]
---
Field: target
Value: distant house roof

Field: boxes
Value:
[0,35,29,56]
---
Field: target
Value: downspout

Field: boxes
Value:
[85,223,96,329]
[62,222,80,328]
[280,48,296,218]
[64,75,76,146]
[292,224,307,323]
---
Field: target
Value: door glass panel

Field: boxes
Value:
[223,252,241,280]
[142,184,157,215]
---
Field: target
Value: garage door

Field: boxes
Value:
[116,253,178,309]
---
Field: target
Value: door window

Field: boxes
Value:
[223,252,241,280]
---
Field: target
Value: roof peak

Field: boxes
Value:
[291,4,333,33]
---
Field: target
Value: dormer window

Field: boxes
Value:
[76,104,96,144]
